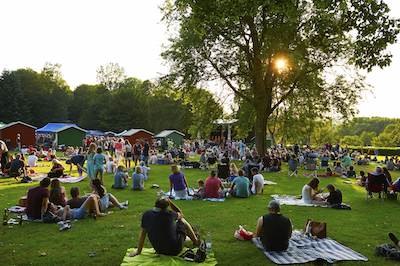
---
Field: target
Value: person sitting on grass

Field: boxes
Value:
[205,170,224,198]
[112,165,129,189]
[169,165,189,198]
[93,147,106,183]
[251,168,265,195]
[47,159,65,178]
[132,166,145,191]
[27,151,39,167]
[230,169,250,198]
[60,194,106,220]
[317,167,337,178]
[254,200,292,252]
[49,178,67,207]
[106,156,116,174]
[26,177,51,220]
[325,184,342,206]
[194,179,205,199]
[228,162,239,182]
[66,187,87,209]
[301,177,324,204]
[288,155,298,176]
[91,178,128,212]
[356,171,367,186]
[334,162,344,176]
[9,154,27,179]
[129,197,200,257]
[139,161,150,180]
[345,165,356,178]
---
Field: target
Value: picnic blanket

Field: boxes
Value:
[162,189,226,202]
[271,195,328,207]
[252,231,368,264]
[121,248,218,266]
[30,174,86,183]
[264,180,277,185]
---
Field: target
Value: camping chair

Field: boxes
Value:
[217,164,229,180]
[366,173,387,199]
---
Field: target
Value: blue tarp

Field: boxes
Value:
[36,123,79,133]
[86,130,104,136]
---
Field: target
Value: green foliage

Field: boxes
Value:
[337,117,399,136]
[341,135,363,146]
[96,63,126,91]
[372,123,400,147]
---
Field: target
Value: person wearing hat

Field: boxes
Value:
[254,200,292,251]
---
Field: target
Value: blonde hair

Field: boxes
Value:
[87,143,97,154]
[135,166,142,174]
[230,163,238,174]
[171,165,180,174]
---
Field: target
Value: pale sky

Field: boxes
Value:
[0,0,399,118]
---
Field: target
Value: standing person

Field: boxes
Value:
[142,140,150,166]
[253,200,292,251]
[129,197,200,257]
[205,170,224,198]
[133,141,142,167]
[169,165,189,198]
[0,140,9,173]
[114,138,124,166]
[124,140,132,170]
[16,133,22,151]
[93,147,106,183]
[26,177,51,220]
[86,143,97,182]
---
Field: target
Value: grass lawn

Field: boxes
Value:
[0,159,399,266]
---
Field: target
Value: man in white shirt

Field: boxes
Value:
[251,168,265,195]
[27,152,39,167]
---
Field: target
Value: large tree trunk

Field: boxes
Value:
[254,104,268,156]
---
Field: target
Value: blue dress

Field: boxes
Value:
[87,152,95,180]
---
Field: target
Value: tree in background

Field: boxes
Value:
[372,123,400,147]
[161,0,399,154]
[96,63,126,90]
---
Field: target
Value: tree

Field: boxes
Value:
[161,0,400,154]
[372,123,400,147]
[96,63,126,90]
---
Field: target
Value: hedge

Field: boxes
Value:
[347,146,400,156]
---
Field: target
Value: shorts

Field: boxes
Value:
[125,152,132,158]
[156,220,186,256]
[94,167,104,173]
[99,194,110,212]
[174,189,188,199]
[71,206,87,220]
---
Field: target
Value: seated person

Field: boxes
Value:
[386,159,395,171]
[91,178,128,212]
[47,159,65,178]
[106,156,116,173]
[139,161,150,180]
[320,154,330,167]
[251,168,264,195]
[129,197,200,257]
[132,166,145,191]
[356,170,367,186]
[392,178,400,192]
[66,154,86,176]
[66,187,87,209]
[27,152,39,167]
[194,179,205,199]
[254,200,292,251]
[49,178,67,207]
[205,170,224,198]
[26,177,51,220]
[9,154,27,178]
[325,184,342,206]
[288,155,298,176]
[301,177,324,204]
[169,165,189,198]
[228,163,239,182]
[112,165,128,189]
[270,157,281,172]
[341,154,352,169]
[345,165,356,178]
[230,170,250,198]
[334,162,344,176]
[317,167,337,177]
[60,194,106,220]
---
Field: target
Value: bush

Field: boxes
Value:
[347,146,400,156]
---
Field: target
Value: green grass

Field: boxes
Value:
[0,160,399,266]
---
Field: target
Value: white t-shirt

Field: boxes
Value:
[106,160,114,173]
[251,173,265,194]
[27,155,38,167]
[302,184,313,204]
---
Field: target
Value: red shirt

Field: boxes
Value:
[205,177,222,198]
[26,186,49,219]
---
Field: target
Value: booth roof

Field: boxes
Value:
[36,123,86,133]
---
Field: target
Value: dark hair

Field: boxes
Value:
[92,178,105,198]
[210,170,216,177]
[349,166,354,170]
[360,170,365,176]
[251,167,259,174]
[326,167,332,173]
[70,187,80,198]
[97,147,102,153]
[40,177,51,187]
[308,177,320,190]
[326,184,335,192]
[238,169,244,176]
[155,197,169,210]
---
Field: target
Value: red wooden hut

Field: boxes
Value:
[0,121,37,149]
[118,129,154,144]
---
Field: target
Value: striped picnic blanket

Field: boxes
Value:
[271,195,328,207]
[252,231,368,264]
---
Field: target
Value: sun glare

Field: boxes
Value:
[274,58,288,73]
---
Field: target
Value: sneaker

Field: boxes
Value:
[59,222,71,231]
[121,200,129,207]
[389,233,400,247]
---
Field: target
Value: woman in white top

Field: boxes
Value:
[302,177,324,204]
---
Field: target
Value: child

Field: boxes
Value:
[345,165,356,178]
[132,166,145,191]
[325,184,342,206]
[93,147,106,183]
[356,170,367,187]
[334,162,343,176]
[106,156,116,174]
[139,161,150,180]
[112,165,128,189]
[194,179,205,199]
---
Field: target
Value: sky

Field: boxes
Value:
[0,0,399,118]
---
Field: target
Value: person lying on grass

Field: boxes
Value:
[129,197,200,257]
[59,194,107,220]
[253,200,292,252]
[301,177,325,204]
[91,178,128,212]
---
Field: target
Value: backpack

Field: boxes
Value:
[376,244,400,260]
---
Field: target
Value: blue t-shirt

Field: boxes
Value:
[93,153,106,169]
[169,172,186,191]
[232,176,250,198]
[114,171,127,189]
[133,173,145,190]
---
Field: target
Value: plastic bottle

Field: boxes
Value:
[205,232,212,254]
